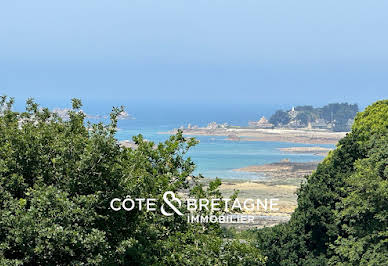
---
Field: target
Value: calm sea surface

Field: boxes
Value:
[34,102,333,180]
[110,104,333,180]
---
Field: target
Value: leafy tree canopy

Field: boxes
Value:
[256,100,387,265]
[269,103,359,131]
[269,110,290,126]
[0,96,264,265]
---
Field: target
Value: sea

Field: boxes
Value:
[26,101,334,180]
[107,103,334,180]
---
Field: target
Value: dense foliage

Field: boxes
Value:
[320,103,359,131]
[0,97,264,265]
[256,100,388,265]
[268,110,290,127]
[269,103,358,131]
[1,96,385,265]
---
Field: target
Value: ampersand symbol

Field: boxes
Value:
[161,191,183,216]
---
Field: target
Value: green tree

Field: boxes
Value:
[269,110,290,126]
[295,112,311,126]
[0,96,264,265]
[329,132,388,265]
[255,100,387,265]
[319,103,359,132]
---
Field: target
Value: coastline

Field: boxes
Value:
[209,160,320,229]
[162,128,347,144]
[142,126,334,228]
[233,160,319,178]
[277,146,333,156]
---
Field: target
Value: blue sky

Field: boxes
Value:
[1,1,387,108]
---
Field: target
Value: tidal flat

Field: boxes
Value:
[201,160,319,230]
[166,127,346,144]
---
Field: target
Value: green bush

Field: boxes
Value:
[0,97,264,265]
[256,100,388,265]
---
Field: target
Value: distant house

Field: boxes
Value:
[248,116,274,129]
[311,119,330,129]
[206,122,218,130]
[287,119,304,128]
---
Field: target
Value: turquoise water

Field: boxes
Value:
[14,102,336,179]
[80,103,335,180]
[115,126,333,180]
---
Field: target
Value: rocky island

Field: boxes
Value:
[164,103,357,145]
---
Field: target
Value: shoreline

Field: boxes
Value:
[233,160,319,178]
[161,128,346,145]
[277,146,333,156]
[202,160,321,229]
